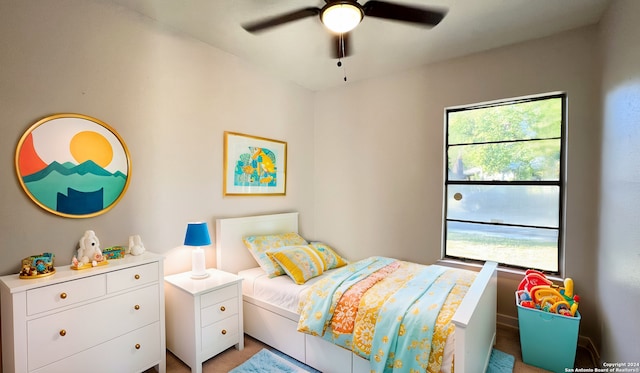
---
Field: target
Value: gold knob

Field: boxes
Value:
[135,344,141,350]
[59,330,67,337]
[60,292,67,299]
[134,304,140,310]
[134,274,140,280]
[220,306,226,312]
[221,329,227,335]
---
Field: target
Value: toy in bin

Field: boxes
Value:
[517,269,580,317]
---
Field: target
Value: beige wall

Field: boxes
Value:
[0,0,316,276]
[598,0,640,363]
[314,26,602,348]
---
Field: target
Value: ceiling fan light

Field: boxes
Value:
[321,3,363,33]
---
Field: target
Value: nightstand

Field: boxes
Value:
[164,268,243,373]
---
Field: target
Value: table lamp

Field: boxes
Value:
[184,222,211,279]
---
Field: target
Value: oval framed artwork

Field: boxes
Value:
[15,113,131,218]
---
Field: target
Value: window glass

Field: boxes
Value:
[444,93,565,273]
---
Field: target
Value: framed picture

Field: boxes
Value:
[224,131,287,196]
[15,113,131,218]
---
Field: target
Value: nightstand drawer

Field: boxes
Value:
[26,274,106,315]
[201,297,238,327]
[201,315,239,354]
[107,262,159,293]
[200,284,237,309]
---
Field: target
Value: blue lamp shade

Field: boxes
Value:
[184,222,211,247]
[184,222,211,279]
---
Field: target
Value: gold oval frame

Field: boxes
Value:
[15,113,131,218]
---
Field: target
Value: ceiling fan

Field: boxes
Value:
[242,0,447,59]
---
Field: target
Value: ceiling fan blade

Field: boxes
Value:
[331,33,351,59]
[242,7,321,33]
[362,1,446,27]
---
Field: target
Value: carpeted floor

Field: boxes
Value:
[153,323,597,372]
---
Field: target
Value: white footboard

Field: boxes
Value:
[451,261,498,373]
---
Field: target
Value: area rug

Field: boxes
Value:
[487,348,516,373]
[229,349,319,373]
[233,347,514,373]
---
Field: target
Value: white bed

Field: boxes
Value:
[216,212,498,373]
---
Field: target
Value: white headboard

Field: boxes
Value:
[215,212,299,274]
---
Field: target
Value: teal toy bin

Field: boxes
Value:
[516,291,581,373]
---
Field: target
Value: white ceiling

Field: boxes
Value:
[107,0,611,91]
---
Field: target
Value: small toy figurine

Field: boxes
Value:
[19,264,32,277]
[128,235,146,256]
[77,230,105,265]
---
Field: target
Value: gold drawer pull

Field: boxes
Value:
[221,329,227,335]
[60,292,67,299]
[220,306,226,312]
[135,344,141,350]
[59,329,67,337]
[134,304,140,310]
[134,274,140,280]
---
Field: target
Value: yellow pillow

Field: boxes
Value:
[266,246,325,285]
[242,232,308,277]
[309,242,348,270]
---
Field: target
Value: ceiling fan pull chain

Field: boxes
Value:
[343,64,348,82]
[339,33,348,82]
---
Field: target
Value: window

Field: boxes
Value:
[444,93,566,274]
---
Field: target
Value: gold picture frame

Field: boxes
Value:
[15,113,131,218]
[223,131,287,196]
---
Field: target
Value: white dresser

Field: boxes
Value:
[0,252,166,373]
[164,268,243,373]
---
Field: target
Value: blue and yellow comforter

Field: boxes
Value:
[297,256,476,373]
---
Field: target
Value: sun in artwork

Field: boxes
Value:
[69,131,113,167]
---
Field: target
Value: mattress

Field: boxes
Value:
[238,265,456,373]
[239,266,337,314]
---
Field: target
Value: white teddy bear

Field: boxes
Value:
[128,235,146,256]
[77,230,103,265]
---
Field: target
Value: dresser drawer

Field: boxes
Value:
[201,297,238,327]
[201,315,239,355]
[26,274,106,316]
[31,322,162,373]
[27,284,160,370]
[107,262,159,293]
[200,283,237,309]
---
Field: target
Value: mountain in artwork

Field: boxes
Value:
[22,160,127,215]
